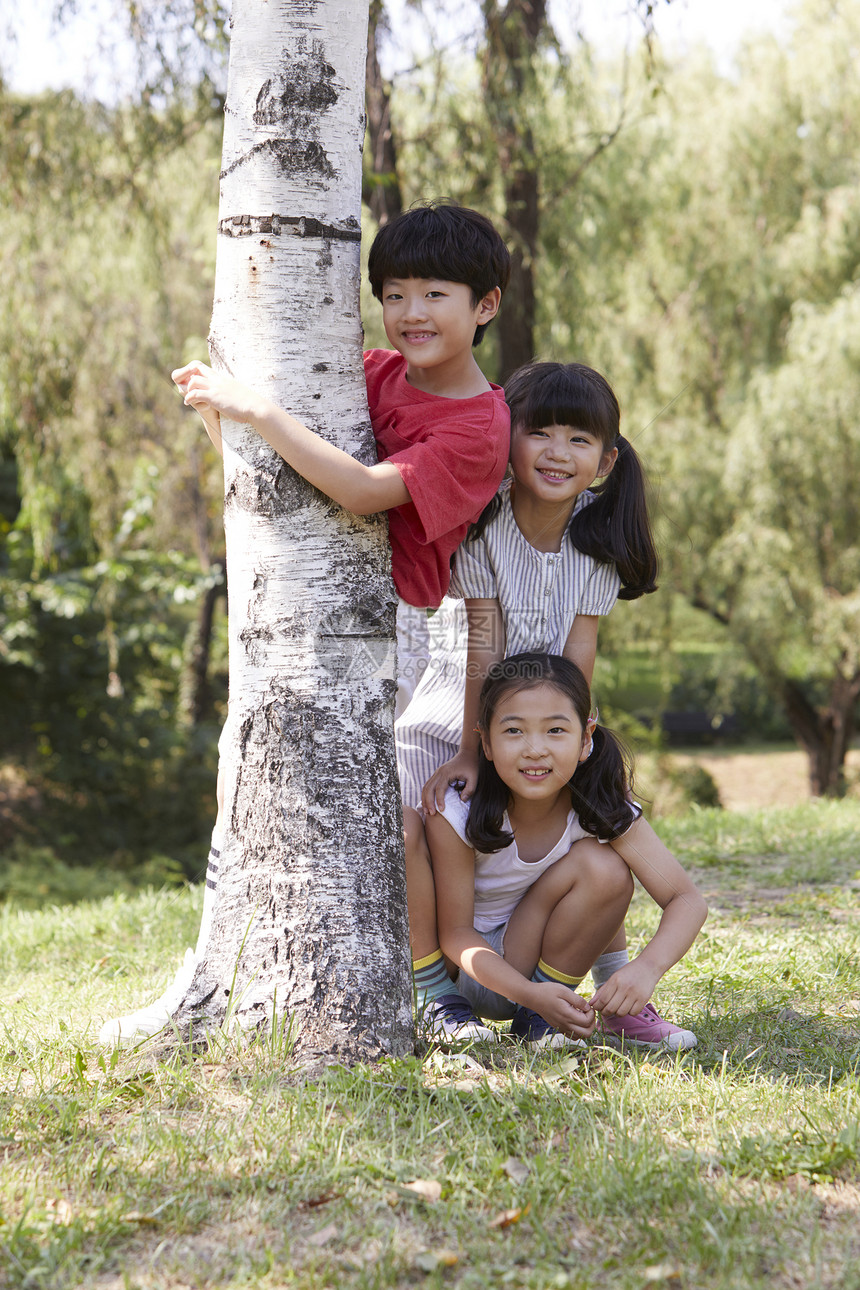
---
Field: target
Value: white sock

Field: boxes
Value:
[591,949,629,988]
[193,827,223,958]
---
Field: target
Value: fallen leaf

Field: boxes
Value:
[489,1203,530,1229]
[539,1055,583,1084]
[403,1178,443,1202]
[427,1051,485,1074]
[302,1190,342,1209]
[46,1198,73,1226]
[503,1157,530,1184]
[120,1211,159,1226]
[643,1264,683,1284]
[414,1249,459,1272]
[308,1222,339,1248]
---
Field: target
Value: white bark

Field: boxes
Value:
[177,0,412,1063]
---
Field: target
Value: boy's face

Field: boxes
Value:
[380,278,500,376]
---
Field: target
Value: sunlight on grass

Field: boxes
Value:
[0,803,858,1288]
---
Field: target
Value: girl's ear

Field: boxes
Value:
[478,726,494,762]
[597,445,618,479]
[579,715,598,763]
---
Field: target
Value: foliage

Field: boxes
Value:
[0,83,226,863]
[0,840,188,909]
[0,801,858,1286]
[576,1,860,790]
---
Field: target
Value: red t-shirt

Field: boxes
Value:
[364,349,511,609]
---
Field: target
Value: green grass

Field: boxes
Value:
[1,803,859,1288]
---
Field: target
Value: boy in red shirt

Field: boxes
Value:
[175,202,511,712]
[100,203,511,1042]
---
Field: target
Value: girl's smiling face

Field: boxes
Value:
[481,681,591,799]
[509,422,616,505]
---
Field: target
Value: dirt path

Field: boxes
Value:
[672,747,860,811]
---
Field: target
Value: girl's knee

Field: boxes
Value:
[568,837,633,903]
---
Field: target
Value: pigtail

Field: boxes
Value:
[465,748,516,854]
[568,724,637,841]
[569,435,659,600]
[463,489,503,546]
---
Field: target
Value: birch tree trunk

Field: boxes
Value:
[173,0,412,1064]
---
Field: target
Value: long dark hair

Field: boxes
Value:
[469,361,658,599]
[465,653,635,854]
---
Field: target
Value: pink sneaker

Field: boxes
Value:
[599,1002,697,1052]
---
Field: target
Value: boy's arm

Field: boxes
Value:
[172,360,411,516]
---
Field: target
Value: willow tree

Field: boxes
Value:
[171,0,412,1062]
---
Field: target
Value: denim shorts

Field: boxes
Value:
[455,922,518,1022]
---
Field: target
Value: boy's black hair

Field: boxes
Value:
[465,653,636,854]
[467,361,659,598]
[367,200,511,347]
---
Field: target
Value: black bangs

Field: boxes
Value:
[504,361,620,447]
[367,202,511,303]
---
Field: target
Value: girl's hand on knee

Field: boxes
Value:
[529,983,596,1038]
[591,960,660,1018]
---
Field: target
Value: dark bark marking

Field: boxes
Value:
[220,137,336,184]
[225,455,311,519]
[219,209,361,242]
[253,38,339,129]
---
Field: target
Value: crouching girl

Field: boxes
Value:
[418,652,707,1049]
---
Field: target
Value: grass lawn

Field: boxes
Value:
[1,801,859,1288]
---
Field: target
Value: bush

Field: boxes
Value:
[0,838,189,909]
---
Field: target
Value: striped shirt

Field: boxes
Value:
[395,480,621,807]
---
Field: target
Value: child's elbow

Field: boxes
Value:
[337,469,386,516]
[693,891,709,931]
[348,489,383,516]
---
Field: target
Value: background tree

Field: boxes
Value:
[580,0,860,793]
[364,0,403,224]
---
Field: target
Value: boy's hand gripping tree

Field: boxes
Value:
[169,0,412,1062]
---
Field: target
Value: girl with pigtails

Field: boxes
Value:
[399,362,700,1047]
[418,653,707,1049]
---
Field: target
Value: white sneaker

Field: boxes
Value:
[421,994,497,1043]
[99,948,197,1045]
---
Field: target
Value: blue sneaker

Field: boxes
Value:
[421,994,496,1043]
[510,1005,587,1051]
